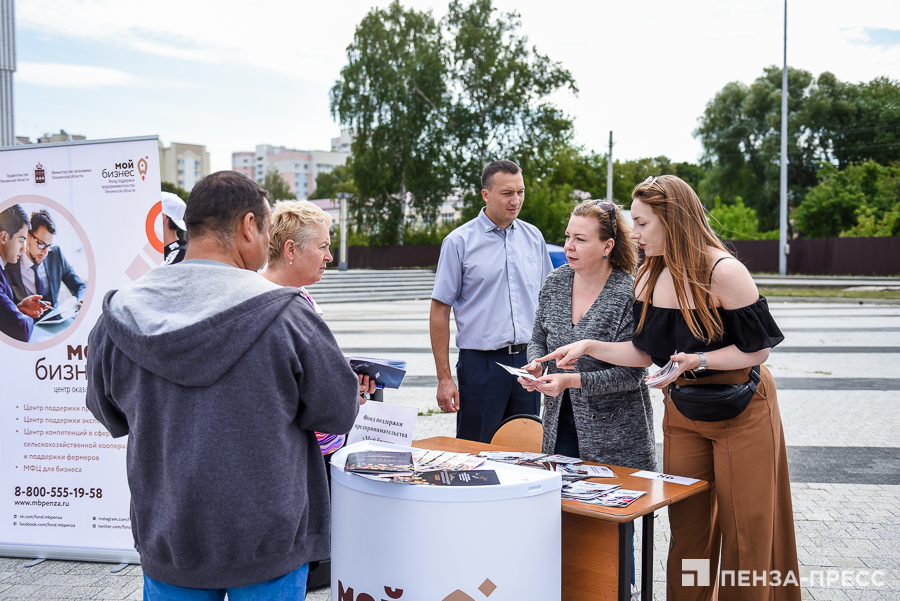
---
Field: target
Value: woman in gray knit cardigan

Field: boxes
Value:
[519,199,656,470]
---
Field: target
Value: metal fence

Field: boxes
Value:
[330,238,900,275]
[727,237,900,276]
[327,245,443,269]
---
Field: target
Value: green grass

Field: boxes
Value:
[759,287,900,300]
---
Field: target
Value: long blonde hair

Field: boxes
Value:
[632,175,730,343]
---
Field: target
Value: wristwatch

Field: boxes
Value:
[694,352,707,373]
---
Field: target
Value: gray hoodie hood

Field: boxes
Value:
[101,261,303,387]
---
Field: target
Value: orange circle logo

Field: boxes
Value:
[146,201,164,253]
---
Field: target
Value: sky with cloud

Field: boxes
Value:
[12,0,900,174]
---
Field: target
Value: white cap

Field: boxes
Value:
[161,192,187,231]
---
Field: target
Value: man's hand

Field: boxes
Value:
[18,295,48,319]
[358,374,376,404]
[436,377,460,413]
[430,300,459,413]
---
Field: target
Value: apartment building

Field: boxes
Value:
[231,144,350,200]
[159,140,211,191]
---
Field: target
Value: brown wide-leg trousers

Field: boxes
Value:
[663,365,801,601]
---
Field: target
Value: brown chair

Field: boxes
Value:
[490,414,543,452]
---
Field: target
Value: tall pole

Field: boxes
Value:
[606,131,614,201]
[338,193,349,271]
[0,0,15,146]
[779,0,789,275]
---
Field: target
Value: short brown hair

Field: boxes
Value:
[481,160,521,191]
[185,171,269,247]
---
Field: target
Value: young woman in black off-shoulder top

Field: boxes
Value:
[538,175,800,601]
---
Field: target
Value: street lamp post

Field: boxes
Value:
[337,193,349,271]
[779,0,789,275]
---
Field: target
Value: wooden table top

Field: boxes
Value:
[413,436,709,524]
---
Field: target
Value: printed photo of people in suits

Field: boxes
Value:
[0,203,90,345]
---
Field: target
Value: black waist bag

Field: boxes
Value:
[669,366,761,422]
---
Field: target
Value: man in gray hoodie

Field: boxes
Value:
[86,171,360,599]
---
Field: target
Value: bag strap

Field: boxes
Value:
[709,256,733,285]
[748,365,761,393]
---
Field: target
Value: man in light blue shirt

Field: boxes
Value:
[430,160,552,442]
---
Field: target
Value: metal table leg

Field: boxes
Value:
[618,521,634,601]
[642,512,655,601]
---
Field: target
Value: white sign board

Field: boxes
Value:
[346,402,417,447]
[0,136,162,563]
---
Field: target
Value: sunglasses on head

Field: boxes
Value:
[587,199,617,238]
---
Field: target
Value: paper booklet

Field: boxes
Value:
[346,356,407,389]
[645,356,680,386]
[344,451,415,476]
[421,470,501,486]
[495,362,540,381]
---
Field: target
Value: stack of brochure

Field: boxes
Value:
[344,450,415,477]
[645,357,680,387]
[553,463,616,481]
[413,449,486,472]
[561,481,647,508]
[343,449,498,486]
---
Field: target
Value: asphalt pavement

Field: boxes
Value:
[1,298,898,601]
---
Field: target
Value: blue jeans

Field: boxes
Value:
[143,564,309,601]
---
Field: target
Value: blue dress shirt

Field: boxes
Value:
[432,208,552,351]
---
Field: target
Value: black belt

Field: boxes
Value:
[492,343,527,355]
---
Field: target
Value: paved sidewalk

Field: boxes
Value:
[1,300,898,600]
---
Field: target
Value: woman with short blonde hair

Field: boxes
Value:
[267,200,333,268]
[263,200,373,459]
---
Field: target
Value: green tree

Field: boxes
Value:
[445,0,578,218]
[261,168,297,205]
[805,75,900,169]
[161,181,189,202]
[517,177,577,244]
[708,196,761,240]
[794,161,900,238]
[330,0,450,245]
[697,68,900,232]
[313,164,357,200]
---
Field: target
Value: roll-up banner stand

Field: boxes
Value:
[0,136,163,563]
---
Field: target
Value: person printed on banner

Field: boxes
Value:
[86,171,360,601]
[536,175,799,601]
[7,209,87,310]
[519,199,655,471]
[430,159,553,443]
[261,200,376,464]
[160,191,188,265]
[0,205,47,341]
